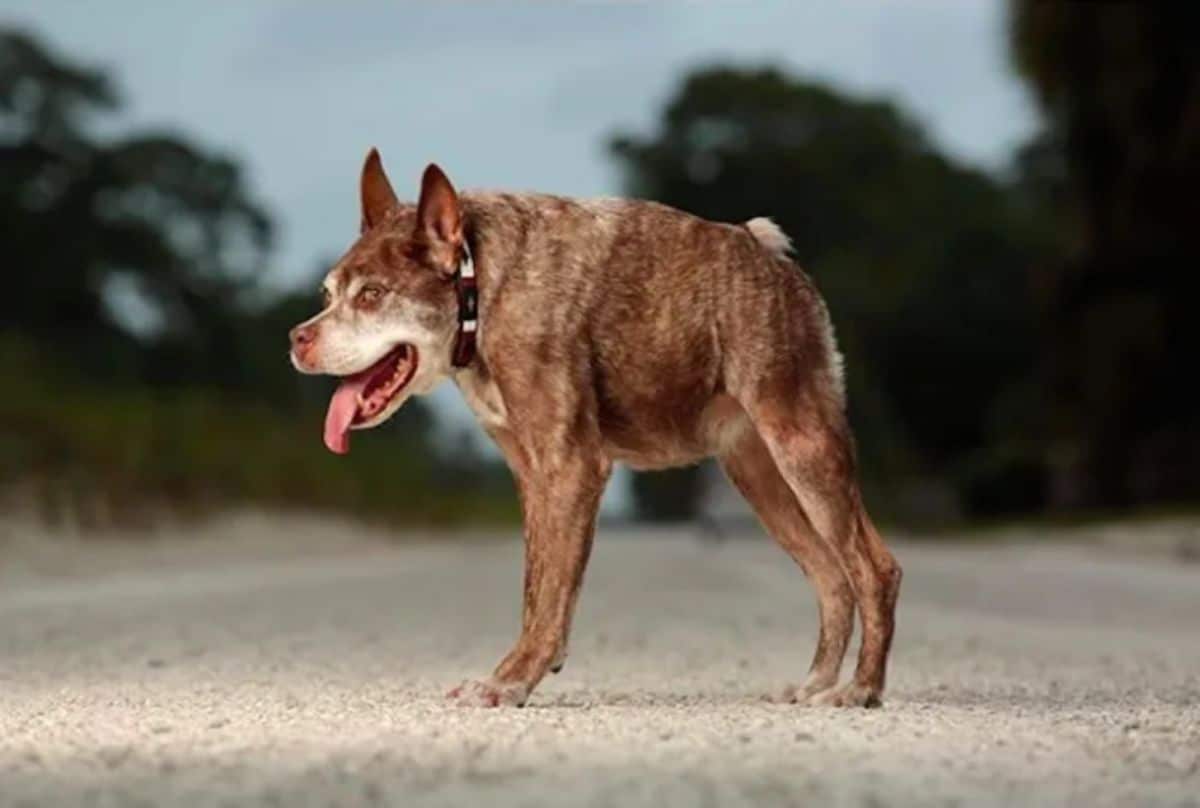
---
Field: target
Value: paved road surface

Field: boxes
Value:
[1,514,1198,806]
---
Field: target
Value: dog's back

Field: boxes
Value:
[462,192,844,468]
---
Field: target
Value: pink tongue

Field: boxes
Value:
[323,375,371,455]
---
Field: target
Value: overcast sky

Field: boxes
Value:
[5,1,1037,286]
[3,2,1039,507]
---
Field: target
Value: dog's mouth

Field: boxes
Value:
[323,345,418,455]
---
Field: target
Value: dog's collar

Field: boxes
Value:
[451,240,478,368]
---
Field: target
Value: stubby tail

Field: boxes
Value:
[744,217,793,258]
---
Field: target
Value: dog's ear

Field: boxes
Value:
[414,163,463,276]
[360,148,398,233]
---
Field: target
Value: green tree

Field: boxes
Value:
[1,29,271,388]
[0,29,513,526]
[1009,2,1200,508]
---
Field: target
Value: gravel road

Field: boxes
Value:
[1,513,1198,807]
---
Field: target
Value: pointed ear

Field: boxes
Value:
[414,163,463,274]
[360,147,398,232]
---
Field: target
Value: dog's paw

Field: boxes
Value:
[549,647,567,675]
[804,682,882,708]
[445,678,529,708]
[764,679,838,705]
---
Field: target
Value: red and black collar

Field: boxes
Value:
[450,240,478,368]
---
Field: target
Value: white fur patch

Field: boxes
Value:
[456,368,509,430]
[744,217,793,257]
[815,298,846,404]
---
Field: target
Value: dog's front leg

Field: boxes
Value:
[448,452,610,707]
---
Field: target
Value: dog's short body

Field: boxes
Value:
[291,151,901,708]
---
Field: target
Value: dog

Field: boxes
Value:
[289,149,901,708]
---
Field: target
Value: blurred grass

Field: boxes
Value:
[0,338,519,529]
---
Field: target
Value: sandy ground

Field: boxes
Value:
[1,513,1198,807]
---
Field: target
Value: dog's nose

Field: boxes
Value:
[290,323,316,349]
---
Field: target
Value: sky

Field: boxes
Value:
[5,1,1037,286]
[3,1,1040,510]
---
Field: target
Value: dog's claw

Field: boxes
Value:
[446,678,529,708]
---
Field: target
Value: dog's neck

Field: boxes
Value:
[452,343,508,431]
[447,197,506,374]
[447,205,509,429]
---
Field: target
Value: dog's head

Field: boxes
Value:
[289,150,466,454]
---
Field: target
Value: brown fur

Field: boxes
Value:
[290,151,901,708]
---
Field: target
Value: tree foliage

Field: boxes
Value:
[1009,2,1200,507]
[1,31,273,388]
[0,29,513,525]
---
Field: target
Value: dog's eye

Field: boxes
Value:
[356,284,385,306]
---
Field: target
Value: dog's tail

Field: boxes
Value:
[744,217,793,258]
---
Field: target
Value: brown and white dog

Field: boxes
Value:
[290,149,901,708]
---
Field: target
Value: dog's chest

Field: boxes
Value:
[455,369,509,430]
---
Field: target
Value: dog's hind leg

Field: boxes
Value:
[746,400,902,708]
[719,424,855,702]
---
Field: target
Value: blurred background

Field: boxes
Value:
[1,1,1197,532]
